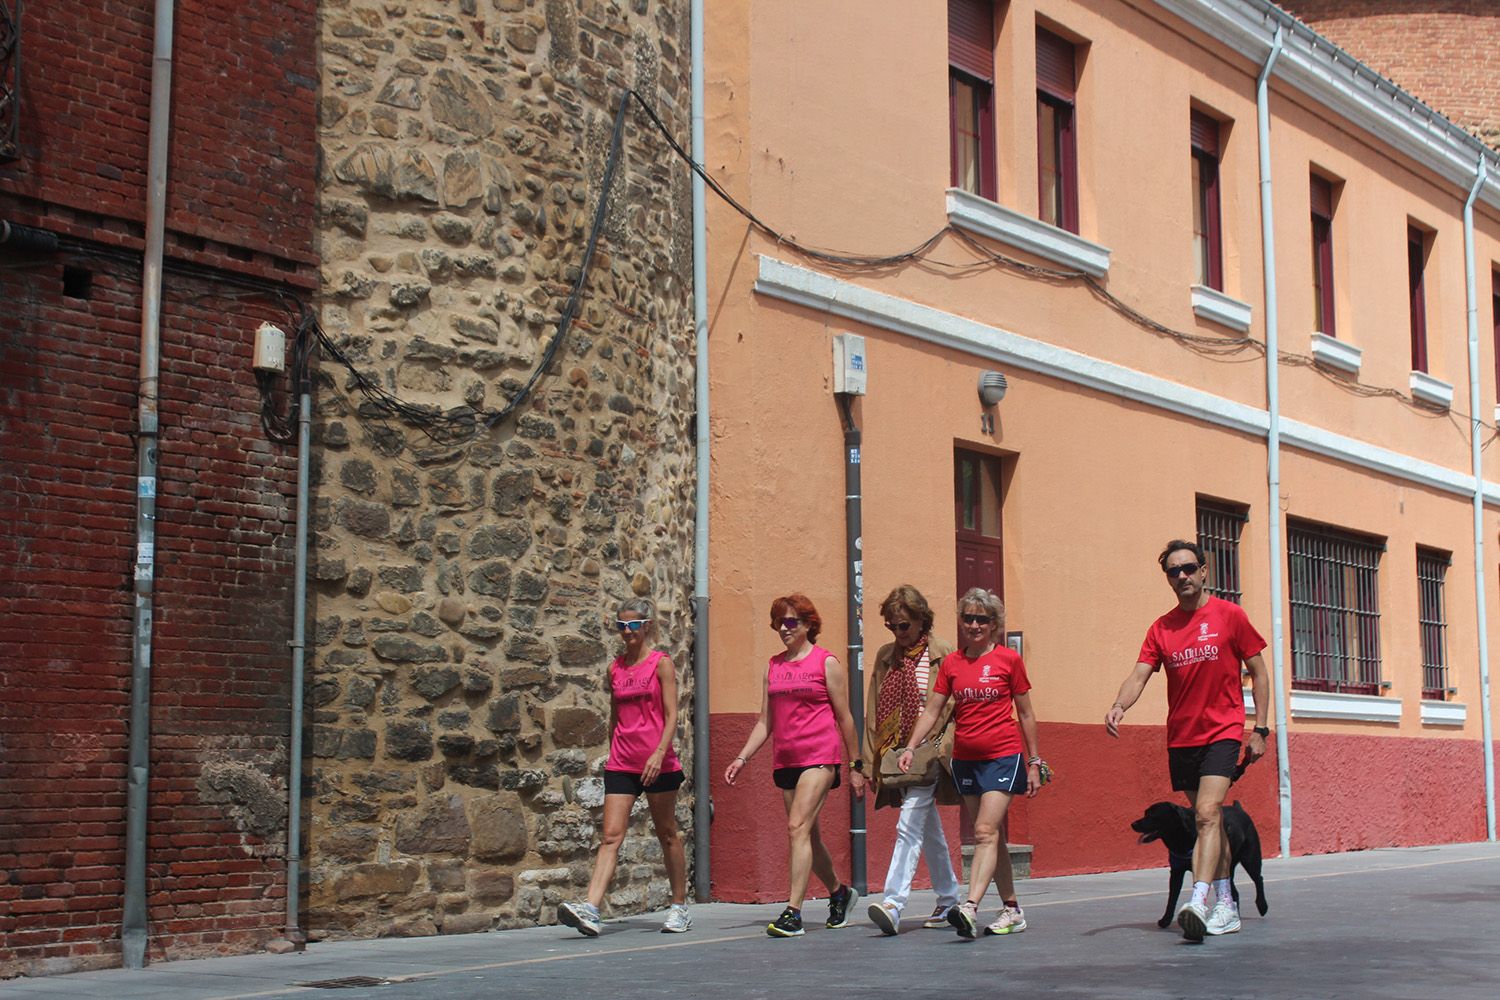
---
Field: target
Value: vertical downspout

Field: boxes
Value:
[123,0,175,969]
[1461,155,1497,841]
[836,395,867,893]
[689,0,712,903]
[284,388,311,940]
[1255,25,1293,860]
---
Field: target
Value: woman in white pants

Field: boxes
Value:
[863,585,963,935]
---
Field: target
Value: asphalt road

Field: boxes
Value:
[7,842,1498,1000]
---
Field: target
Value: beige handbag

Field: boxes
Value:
[877,723,947,791]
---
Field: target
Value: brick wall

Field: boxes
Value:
[1,0,318,977]
[1284,1,1500,148]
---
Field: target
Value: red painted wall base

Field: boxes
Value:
[708,714,1491,899]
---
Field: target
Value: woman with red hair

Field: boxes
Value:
[724,593,866,937]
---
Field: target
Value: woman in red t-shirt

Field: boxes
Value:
[899,588,1045,939]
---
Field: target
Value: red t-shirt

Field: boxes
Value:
[1137,596,1267,748]
[934,647,1031,760]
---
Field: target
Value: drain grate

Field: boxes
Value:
[297,976,391,989]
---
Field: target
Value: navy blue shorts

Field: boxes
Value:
[950,754,1027,796]
[603,769,684,797]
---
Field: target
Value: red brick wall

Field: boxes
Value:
[1284,1,1500,147]
[1,0,317,977]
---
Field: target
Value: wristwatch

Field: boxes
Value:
[850,759,864,773]
[1252,726,1270,737]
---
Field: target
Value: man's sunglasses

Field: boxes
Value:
[775,617,803,631]
[1165,563,1202,579]
[960,613,993,625]
[615,619,651,632]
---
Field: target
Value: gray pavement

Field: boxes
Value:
[6,842,1498,1000]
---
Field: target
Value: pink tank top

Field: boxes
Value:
[767,645,844,768]
[606,650,681,774]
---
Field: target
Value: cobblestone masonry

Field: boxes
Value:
[309,0,696,938]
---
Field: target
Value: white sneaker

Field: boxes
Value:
[661,903,692,933]
[1177,898,1208,942]
[558,900,601,937]
[868,901,899,936]
[1205,899,1240,936]
[983,905,1027,935]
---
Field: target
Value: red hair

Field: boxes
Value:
[770,593,822,642]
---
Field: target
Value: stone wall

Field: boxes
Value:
[310,0,696,937]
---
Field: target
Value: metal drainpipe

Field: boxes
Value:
[1461,154,1496,841]
[837,395,867,893]
[1254,26,1293,860]
[122,0,175,969]
[284,387,311,939]
[689,0,712,903]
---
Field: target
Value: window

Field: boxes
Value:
[1036,27,1078,233]
[949,0,996,200]
[1491,271,1499,401]
[1417,548,1450,701]
[1287,520,1383,694]
[1311,175,1336,336]
[1190,112,1223,290]
[1196,498,1247,604]
[954,449,1003,599]
[1408,225,1429,373]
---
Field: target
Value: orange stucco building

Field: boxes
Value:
[698,0,1500,899]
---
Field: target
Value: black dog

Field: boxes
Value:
[1131,800,1269,928]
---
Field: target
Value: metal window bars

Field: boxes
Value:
[1417,549,1450,700]
[1287,522,1383,694]
[1196,500,1247,605]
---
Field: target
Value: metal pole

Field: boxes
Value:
[837,395,867,893]
[689,0,712,903]
[284,389,311,939]
[123,0,175,969]
[1255,26,1293,860]
[1461,154,1496,841]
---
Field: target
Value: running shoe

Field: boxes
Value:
[767,906,804,937]
[1177,899,1208,942]
[948,901,979,939]
[923,904,955,928]
[558,900,601,937]
[983,905,1027,935]
[1205,899,1240,936]
[826,884,858,928]
[661,903,692,933]
[868,901,899,936]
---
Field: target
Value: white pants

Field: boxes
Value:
[879,781,961,914]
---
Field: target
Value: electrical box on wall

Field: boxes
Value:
[253,322,286,373]
[832,333,867,395]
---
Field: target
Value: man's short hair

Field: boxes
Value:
[1157,539,1206,570]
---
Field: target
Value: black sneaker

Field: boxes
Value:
[826,885,858,929]
[767,906,804,937]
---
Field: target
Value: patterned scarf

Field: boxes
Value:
[876,636,930,749]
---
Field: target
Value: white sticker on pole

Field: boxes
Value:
[849,447,860,464]
[137,477,157,498]
[137,543,154,565]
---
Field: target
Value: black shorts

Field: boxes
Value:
[1168,739,1241,792]
[603,768,684,797]
[772,764,841,791]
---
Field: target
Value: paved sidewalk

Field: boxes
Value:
[6,842,1499,1000]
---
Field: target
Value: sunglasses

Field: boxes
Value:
[885,620,916,633]
[1165,563,1202,578]
[615,619,651,632]
[775,617,803,631]
[960,613,993,625]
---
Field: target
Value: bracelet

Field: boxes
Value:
[1111,703,1126,713]
[733,755,746,763]
[1027,755,1042,765]
[901,746,916,754]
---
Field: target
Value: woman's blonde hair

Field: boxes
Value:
[957,587,1005,631]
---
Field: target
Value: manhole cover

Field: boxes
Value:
[297,976,391,989]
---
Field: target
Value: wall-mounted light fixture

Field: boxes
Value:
[978,370,1007,433]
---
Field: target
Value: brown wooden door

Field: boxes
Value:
[953,449,1004,851]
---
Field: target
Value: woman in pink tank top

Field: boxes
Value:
[558,598,690,937]
[724,593,867,938]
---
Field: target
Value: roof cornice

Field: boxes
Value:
[1150,0,1500,210]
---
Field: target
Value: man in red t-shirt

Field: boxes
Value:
[1105,539,1270,942]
